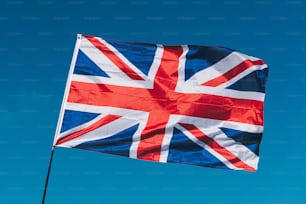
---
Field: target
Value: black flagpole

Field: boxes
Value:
[41,146,55,204]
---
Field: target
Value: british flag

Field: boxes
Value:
[53,34,268,172]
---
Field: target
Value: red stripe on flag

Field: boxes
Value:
[153,46,183,91]
[202,59,266,87]
[179,123,256,172]
[137,46,183,161]
[67,81,264,126]
[56,114,122,145]
[137,111,170,161]
[85,36,144,80]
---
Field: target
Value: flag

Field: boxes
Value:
[53,34,268,172]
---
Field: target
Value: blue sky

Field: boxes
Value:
[1,0,306,203]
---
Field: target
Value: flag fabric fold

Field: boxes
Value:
[53,34,268,172]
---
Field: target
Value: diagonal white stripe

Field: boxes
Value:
[93,37,148,79]
[76,39,165,89]
[175,119,260,170]
[80,38,132,81]
[58,113,107,140]
[175,124,242,170]
[216,63,267,89]
[186,51,264,85]
[201,128,259,170]
[57,116,139,148]
[62,102,151,156]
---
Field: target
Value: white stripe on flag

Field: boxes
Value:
[176,84,266,101]
[57,116,139,147]
[186,51,266,85]
[175,124,242,170]
[65,102,148,121]
[80,38,133,81]
[172,114,264,134]
[201,128,259,170]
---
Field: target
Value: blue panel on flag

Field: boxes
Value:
[75,124,139,157]
[227,68,268,93]
[167,128,229,170]
[74,50,110,77]
[106,39,157,76]
[220,128,262,155]
[184,46,233,81]
[60,110,100,133]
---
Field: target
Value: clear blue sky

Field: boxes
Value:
[1,0,306,203]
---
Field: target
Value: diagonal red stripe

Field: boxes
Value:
[85,36,144,80]
[202,59,266,87]
[179,123,256,172]
[56,114,122,145]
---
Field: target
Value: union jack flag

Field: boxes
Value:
[53,34,268,172]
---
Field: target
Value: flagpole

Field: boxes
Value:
[41,34,82,204]
[41,146,55,204]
